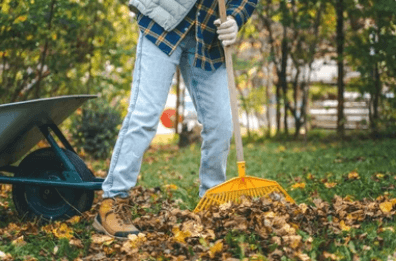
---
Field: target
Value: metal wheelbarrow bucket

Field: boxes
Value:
[0,95,104,222]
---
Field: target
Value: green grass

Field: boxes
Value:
[0,135,396,260]
[138,137,396,210]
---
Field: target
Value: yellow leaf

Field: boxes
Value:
[172,227,191,243]
[209,240,223,258]
[339,220,351,231]
[325,182,337,188]
[14,15,27,23]
[1,0,11,13]
[376,173,385,179]
[348,171,360,180]
[277,145,286,152]
[67,216,80,224]
[12,235,26,246]
[307,173,314,180]
[91,234,114,244]
[26,35,33,40]
[53,223,73,239]
[165,184,178,190]
[391,198,396,206]
[299,203,308,214]
[292,182,306,190]
[379,202,393,213]
[51,33,57,40]
[379,227,394,233]
[41,224,53,234]
[122,233,146,251]
[264,211,275,218]
[7,223,20,232]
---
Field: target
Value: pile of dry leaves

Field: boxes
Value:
[85,186,396,261]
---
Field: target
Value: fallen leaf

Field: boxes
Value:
[70,238,83,248]
[172,227,191,243]
[12,235,26,246]
[348,171,360,180]
[379,202,393,213]
[325,182,337,188]
[67,216,81,224]
[292,183,306,190]
[53,223,73,239]
[339,220,351,231]
[277,145,286,152]
[91,234,114,245]
[164,184,178,190]
[209,240,223,258]
[296,252,311,261]
[323,251,338,260]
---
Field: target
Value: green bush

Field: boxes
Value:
[70,99,122,159]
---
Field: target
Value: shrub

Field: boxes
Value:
[70,98,122,159]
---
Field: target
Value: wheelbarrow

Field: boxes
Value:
[0,95,104,222]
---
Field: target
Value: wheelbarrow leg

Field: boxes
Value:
[48,123,76,154]
[38,124,83,183]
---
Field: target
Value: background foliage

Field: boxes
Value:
[0,0,138,104]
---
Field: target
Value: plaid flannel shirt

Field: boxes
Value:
[136,0,257,71]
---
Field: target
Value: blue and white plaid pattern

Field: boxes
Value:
[136,0,257,71]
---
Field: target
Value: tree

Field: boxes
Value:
[347,0,396,134]
[0,0,139,104]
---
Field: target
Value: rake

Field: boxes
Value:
[194,0,295,212]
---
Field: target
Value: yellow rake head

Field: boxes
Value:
[194,162,295,212]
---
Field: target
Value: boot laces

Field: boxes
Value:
[112,202,132,225]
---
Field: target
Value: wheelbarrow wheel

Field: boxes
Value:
[12,148,95,222]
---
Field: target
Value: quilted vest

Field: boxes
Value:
[129,0,197,31]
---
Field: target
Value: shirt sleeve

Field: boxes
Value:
[226,0,258,29]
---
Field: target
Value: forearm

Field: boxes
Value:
[226,0,258,30]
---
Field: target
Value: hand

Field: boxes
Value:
[214,16,238,47]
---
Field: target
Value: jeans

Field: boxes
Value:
[102,29,233,198]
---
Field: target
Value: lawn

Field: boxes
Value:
[0,135,395,260]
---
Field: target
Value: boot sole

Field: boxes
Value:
[92,217,129,241]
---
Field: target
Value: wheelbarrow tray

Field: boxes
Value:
[0,95,97,167]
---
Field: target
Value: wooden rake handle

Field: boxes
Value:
[218,0,244,163]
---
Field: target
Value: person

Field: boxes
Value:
[93,0,258,239]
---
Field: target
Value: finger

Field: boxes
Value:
[213,18,221,26]
[218,33,237,41]
[223,39,236,47]
[217,27,236,35]
[217,20,236,30]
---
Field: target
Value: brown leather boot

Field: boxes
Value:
[93,197,139,240]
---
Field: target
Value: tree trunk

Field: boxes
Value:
[371,22,381,135]
[276,84,281,135]
[175,68,181,134]
[371,61,381,134]
[336,0,345,138]
[280,28,289,135]
[265,66,272,137]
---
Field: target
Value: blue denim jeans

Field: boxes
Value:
[102,30,233,198]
